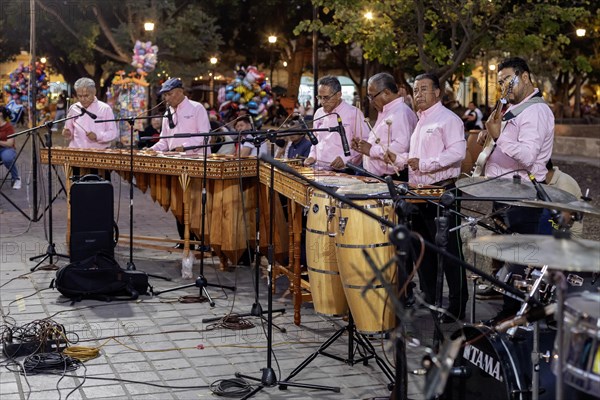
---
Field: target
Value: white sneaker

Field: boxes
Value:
[12,178,21,190]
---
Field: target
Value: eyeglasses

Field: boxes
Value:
[316,91,339,102]
[367,89,385,101]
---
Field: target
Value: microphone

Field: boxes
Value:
[494,303,556,332]
[385,175,399,200]
[336,115,351,156]
[528,173,560,219]
[166,107,176,129]
[79,106,97,120]
[296,113,318,145]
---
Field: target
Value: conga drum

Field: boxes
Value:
[305,176,360,317]
[335,183,397,333]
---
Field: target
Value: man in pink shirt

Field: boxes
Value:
[62,77,118,149]
[304,76,368,171]
[391,73,468,323]
[151,78,211,155]
[152,78,211,249]
[477,57,554,324]
[352,72,417,181]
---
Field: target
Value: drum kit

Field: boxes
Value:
[262,156,600,400]
[446,176,600,400]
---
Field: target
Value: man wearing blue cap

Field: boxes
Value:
[151,78,211,154]
[152,78,211,249]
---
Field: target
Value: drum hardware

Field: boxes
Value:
[423,335,465,399]
[338,216,348,235]
[326,205,337,237]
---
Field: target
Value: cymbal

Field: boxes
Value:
[519,200,600,217]
[456,176,577,203]
[468,234,600,272]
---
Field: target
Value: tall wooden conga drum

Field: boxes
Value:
[335,183,397,333]
[305,176,360,317]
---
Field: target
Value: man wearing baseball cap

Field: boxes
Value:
[152,78,211,250]
[151,78,211,154]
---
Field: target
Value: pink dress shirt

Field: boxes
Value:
[65,98,118,149]
[408,101,466,185]
[485,89,553,181]
[152,97,211,155]
[364,97,417,176]
[309,100,369,169]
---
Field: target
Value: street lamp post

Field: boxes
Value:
[268,35,277,85]
[209,56,218,107]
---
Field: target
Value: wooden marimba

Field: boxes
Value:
[42,147,293,265]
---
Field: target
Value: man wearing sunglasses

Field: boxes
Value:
[477,57,555,325]
[352,72,417,181]
[304,76,369,170]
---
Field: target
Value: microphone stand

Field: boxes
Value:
[235,135,340,399]
[153,141,236,304]
[95,114,170,281]
[19,113,82,270]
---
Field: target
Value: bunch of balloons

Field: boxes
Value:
[218,65,273,124]
[3,61,50,106]
[131,40,158,74]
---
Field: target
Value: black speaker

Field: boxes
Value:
[70,175,115,262]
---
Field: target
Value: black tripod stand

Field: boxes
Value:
[29,121,70,270]
[203,132,284,324]
[10,113,86,271]
[153,136,235,303]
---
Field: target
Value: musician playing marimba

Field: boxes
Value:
[352,72,417,182]
[152,77,211,250]
[386,72,468,323]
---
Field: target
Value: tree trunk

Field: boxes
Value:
[573,72,581,118]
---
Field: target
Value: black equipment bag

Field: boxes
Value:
[51,252,150,302]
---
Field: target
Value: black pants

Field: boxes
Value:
[493,203,544,315]
[410,196,468,315]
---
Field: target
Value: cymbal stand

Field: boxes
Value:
[552,270,568,400]
[235,138,339,399]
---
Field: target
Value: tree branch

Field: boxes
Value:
[91,5,129,62]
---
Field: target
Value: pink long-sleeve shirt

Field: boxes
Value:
[309,100,369,169]
[363,97,417,176]
[485,89,553,181]
[151,97,211,155]
[408,101,466,186]
[65,98,118,149]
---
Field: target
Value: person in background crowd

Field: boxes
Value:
[0,106,21,189]
[138,117,162,149]
[462,101,484,131]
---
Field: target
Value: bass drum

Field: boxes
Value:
[443,325,594,400]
